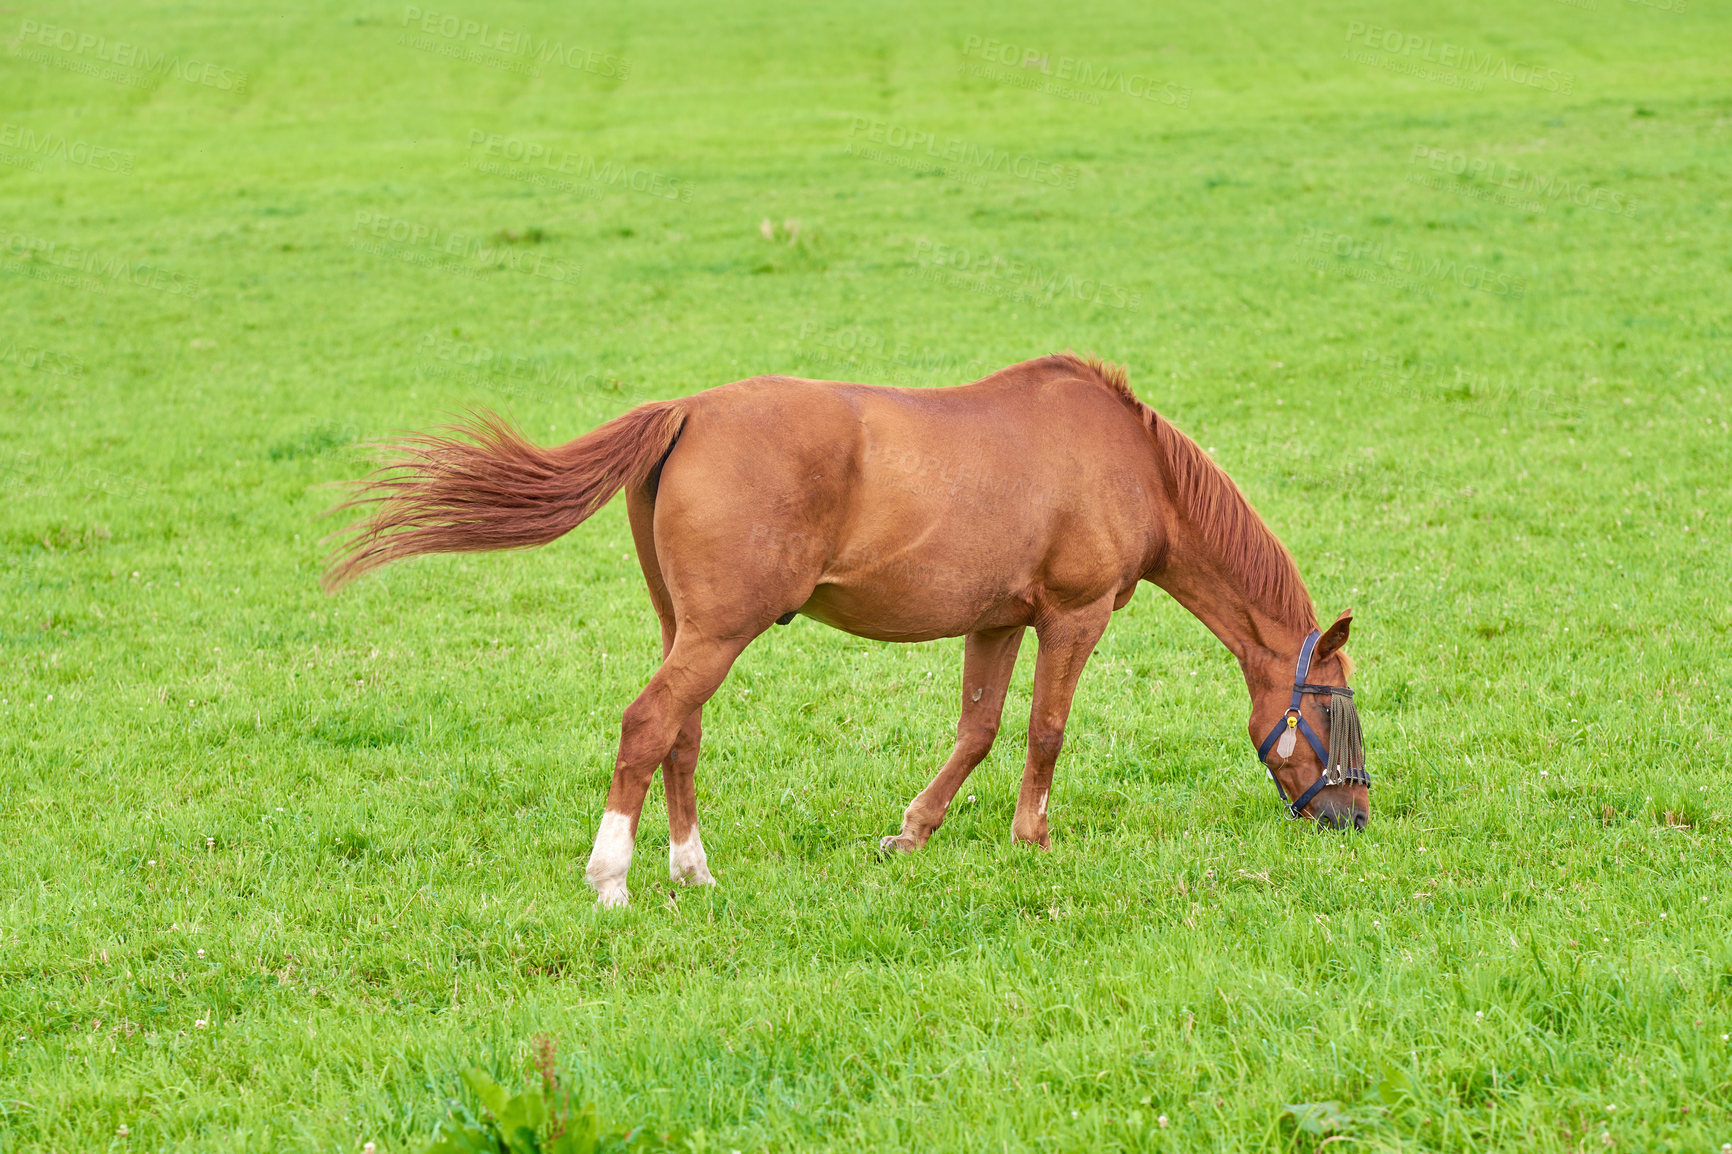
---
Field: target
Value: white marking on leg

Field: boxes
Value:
[1037,790,1049,816]
[585,810,634,908]
[669,824,715,886]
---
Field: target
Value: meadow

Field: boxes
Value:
[2,0,1730,1149]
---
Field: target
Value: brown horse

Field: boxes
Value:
[326,354,1365,907]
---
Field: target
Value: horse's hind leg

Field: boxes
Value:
[663,707,712,885]
[628,490,714,887]
[881,626,1024,854]
[585,634,747,907]
[596,465,815,906]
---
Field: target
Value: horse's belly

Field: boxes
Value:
[797,565,1031,642]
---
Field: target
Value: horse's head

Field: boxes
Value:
[1250,610,1369,830]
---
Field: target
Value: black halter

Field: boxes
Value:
[1255,629,1371,819]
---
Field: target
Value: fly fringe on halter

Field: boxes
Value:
[322,401,686,592]
[1326,691,1365,781]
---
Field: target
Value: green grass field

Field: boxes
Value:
[4,0,1731,1149]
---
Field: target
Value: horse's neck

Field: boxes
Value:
[1136,417,1316,684]
[1146,530,1313,689]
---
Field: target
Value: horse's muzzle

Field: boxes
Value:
[1311,792,1368,831]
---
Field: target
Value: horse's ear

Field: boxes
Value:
[1314,609,1352,663]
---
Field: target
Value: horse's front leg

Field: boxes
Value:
[882,625,1025,853]
[1012,600,1113,849]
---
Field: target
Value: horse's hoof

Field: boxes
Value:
[593,883,630,908]
[879,833,918,855]
[675,870,716,887]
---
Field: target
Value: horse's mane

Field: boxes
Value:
[1049,353,1318,630]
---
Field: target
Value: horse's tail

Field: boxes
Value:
[322,401,686,592]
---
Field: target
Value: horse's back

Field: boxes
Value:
[650,365,1160,639]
